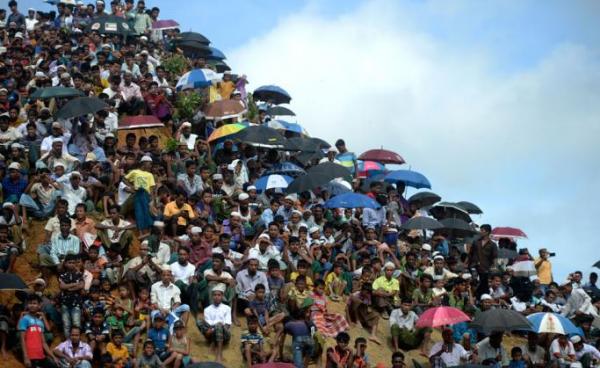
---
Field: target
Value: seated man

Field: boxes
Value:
[19,167,59,220]
[196,284,231,363]
[150,265,190,327]
[96,205,135,257]
[475,331,509,366]
[43,199,75,243]
[372,262,400,319]
[345,283,380,345]
[38,217,81,272]
[122,242,162,298]
[163,190,196,236]
[429,328,471,367]
[390,298,431,353]
[200,253,235,308]
[53,327,93,368]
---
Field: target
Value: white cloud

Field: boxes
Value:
[228,0,600,278]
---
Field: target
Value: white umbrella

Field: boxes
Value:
[510,260,537,277]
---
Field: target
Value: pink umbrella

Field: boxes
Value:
[491,226,528,239]
[357,160,385,178]
[416,306,470,328]
[152,19,180,30]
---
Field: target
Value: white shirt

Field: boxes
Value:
[575,343,600,361]
[57,177,87,215]
[389,309,418,330]
[212,247,243,270]
[117,181,131,206]
[152,242,171,266]
[150,281,182,310]
[26,17,39,31]
[429,342,469,367]
[203,303,231,326]
[170,262,196,285]
[40,133,70,154]
[248,245,281,271]
[476,337,509,366]
[520,344,547,365]
[550,338,575,360]
[100,218,132,240]
[179,133,198,150]
[562,288,597,318]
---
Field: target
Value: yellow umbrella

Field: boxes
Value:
[207,123,246,143]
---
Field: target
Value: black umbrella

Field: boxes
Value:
[456,201,483,214]
[440,218,476,238]
[284,136,330,152]
[408,191,442,208]
[430,202,472,223]
[286,162,351,193]
[87,15,134,36]
[56,97,108,119]
[177,40,212,55]
[593,260,600,269]
[470,308,532,334]
[231,126,286,146]
[189,363,225,368]
[177,32,211,44]
[294,150,324,165]
[30,87,84,100]
[0,273,28,290]
[253,85,292,104]
[400,217,444,231]
[206,59,231,73]
[267,106,296,116]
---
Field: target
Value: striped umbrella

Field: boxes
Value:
[267,120,308,136]
[526,313,581,335]
[176,69,220,91]
[357,160,385,178]
[207,123,246,143]
[254,175,293,192]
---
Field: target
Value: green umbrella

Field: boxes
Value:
[30,87,84,100]
[55,97,108,119]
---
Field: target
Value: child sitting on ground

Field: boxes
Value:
[241,315,274,367]
[352,337,370,368]
[290,260,313,289]
[326,331,353,368]
[324,261,348,302]
[288,275,311,316]
[147,314,170,361]
[246,283,270,334]
[106,330,130,368]
[165,320,193,368]
[136,339,162,368]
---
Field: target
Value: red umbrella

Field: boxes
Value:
[416,306,470,328]
[119,115,163,128]
[358,149,405,165]
[152,19,179,30]
[491,227,528,239]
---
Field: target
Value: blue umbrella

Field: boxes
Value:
[176,69,220,91]
[384,170,431,189]
[254,85,292,104]
[254,175,293,192]
[324,192,381,209]
[207,47,226,60]
[267,120,308,135]
[323,180,353,195]
[264,162,306,176]
[526,312,582,335]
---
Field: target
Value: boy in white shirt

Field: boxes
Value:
[196,284,231,363]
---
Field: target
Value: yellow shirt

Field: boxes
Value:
[290,272,313,289]
[124,169,155,193]
[324,271,340,290]
[372,275,400,293]
[218,81,235,100]
[106,342,129,361]
[164,201,196,226]
[535,257,552,284]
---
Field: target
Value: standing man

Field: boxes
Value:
[334,139,358,178]
[123,155,155,236]
[468,224,498,298]
[18,294,58,367]
[534,248,553,292]
[7,1,25,29]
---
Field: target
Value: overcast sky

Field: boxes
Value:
[17,0,600,280]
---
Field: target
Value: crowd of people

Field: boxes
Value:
[0,1,600,368]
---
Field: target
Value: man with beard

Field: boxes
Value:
[236,258,269,314]
[171,246,196,304]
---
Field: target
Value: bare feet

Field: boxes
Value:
[368,336,382,345]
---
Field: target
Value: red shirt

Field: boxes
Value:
[18,314,45,360]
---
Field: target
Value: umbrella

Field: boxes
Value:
[286,162,351,194]
[408,191,442,208]
[254,175,293,192]
[265,162,306,176]
[206,60,231,73]
[267,106,296,116]
[323,179,353,195]
[207,123,246,143]
[324,192,381,209]
[491,227,528,240]
[384,170,431,189]
[188,363,225,368]
[358,149,405,165]
[470,309,532,334]
[267,120,308,136]
[0,273,28,290]
[204,100,246,120]
[55,97,108,119]
[177,40,212,56]
[206,47,226,60]
[152,19,179,30]
[511,260,537,277]
[416,306,470,328]
[400,217,444,231]
[440,218,476,238]
[357,160,385,179]
[594,261,600,269]
[527,312,581,335]
[456,201,483,214]
[176,32,210,44]
[87,15,133,35]
[253,85,292,104]
[120,115,162,128]
[285,137,330,151]
[231,126,286,146]
[176,69,220,91]
[429,202,472,223]
[30,87,84,100]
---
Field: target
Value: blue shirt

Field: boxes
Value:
[336,152,357,175]
[2,176,28,201]
[148,327,169,351]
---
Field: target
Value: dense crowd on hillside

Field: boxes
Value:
[0,1,599,368]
